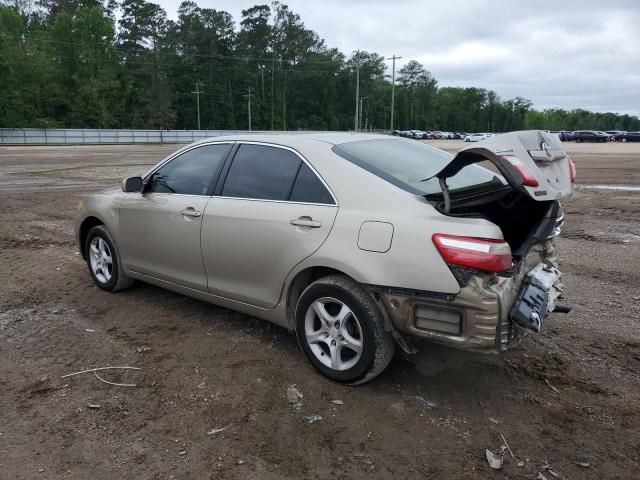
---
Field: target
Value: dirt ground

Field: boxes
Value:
[0,139,639,479]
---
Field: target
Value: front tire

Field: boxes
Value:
[85,226,134,292]
[295,275,395,384]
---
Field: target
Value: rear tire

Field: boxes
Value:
[295,275,395,384]
[85,226,134,292]
[622,137,628,143]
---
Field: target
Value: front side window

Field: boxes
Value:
[333,139,504,196]
[147,143,231,195]
[222,144,302,201]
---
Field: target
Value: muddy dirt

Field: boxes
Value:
[0,141,639,479]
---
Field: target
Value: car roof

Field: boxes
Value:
[188,132,392,148]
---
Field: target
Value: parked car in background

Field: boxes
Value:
[464,133,490,142]
[618,131,640,142]
[573,130,610,142]
[598,131,615,141]
[75,131,574,384]
[559,131,574,141]
[606,130,626,141]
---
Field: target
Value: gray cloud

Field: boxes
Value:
[156,0,640,115]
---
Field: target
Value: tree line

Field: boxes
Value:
[1,0,638,132]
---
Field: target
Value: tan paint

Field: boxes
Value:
[357,221,394,253]
[75,132,569,347]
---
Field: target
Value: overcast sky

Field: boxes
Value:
[157,0,640,115]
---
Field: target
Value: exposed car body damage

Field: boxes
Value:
[377,131,574,352]
[377,238,563,352]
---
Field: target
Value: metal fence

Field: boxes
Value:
[0,128,327,145]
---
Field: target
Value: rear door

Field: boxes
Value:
[433,130,573,202]
[201,143,338,308]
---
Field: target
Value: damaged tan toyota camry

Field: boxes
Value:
[75,131,576,384]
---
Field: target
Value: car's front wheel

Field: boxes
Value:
[85,226,134,292]
[295,275,395,384]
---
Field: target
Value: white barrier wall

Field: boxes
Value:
[0,129,328,145]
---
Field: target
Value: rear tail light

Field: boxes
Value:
[567,155,576,183]
[432,234,513,272]
[498,154,539,187]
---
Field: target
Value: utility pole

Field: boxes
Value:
[191,83,204,130]
[359,96,368,132]
[387,55,402,131]
[354,63,360,132]
[245,86,253,131]
[271,57,275,130]
[282,70,287,131]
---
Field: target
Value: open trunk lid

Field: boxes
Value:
[433,130,574,201]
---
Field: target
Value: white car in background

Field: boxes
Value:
[465,133,490,142]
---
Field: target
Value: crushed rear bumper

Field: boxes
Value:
[374,239,562,352]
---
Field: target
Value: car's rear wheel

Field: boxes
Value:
[622,137,628,143]
[295,275,395,384]
[85,226,134,292]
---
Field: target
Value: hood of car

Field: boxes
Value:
[433,130,574,202]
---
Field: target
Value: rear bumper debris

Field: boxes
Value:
[376,240,562,352]
[510,263,563,333]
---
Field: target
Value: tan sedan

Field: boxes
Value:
[75,131,575,383]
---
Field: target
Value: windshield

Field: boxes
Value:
[332,138,505,195]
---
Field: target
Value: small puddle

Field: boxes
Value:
[578,184,640,192]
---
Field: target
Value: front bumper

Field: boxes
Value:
[376,240,561,352]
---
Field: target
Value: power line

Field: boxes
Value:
[11,36,340,65]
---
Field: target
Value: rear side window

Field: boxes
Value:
[147,143,231,195]
[290,163,334,204]
[222,144,301,200]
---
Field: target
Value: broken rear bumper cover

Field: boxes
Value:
[371,240,563,352]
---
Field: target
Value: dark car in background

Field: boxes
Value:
[618,131,640,142]
[574,130,610,142]
[606,130,626,141]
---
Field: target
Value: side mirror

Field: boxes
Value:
[122,176,143,193]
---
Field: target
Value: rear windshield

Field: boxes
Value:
[332,139,505,195]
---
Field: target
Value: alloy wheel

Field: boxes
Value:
[89,237,113,284]
[304,297,363,371]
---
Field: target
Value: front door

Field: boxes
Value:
[201,143,338,308]
[119,143,232,290]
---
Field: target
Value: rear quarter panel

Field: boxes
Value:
[287,144,505,296]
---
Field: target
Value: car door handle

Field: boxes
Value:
[181,208,201,217]
[290,218,322,228]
